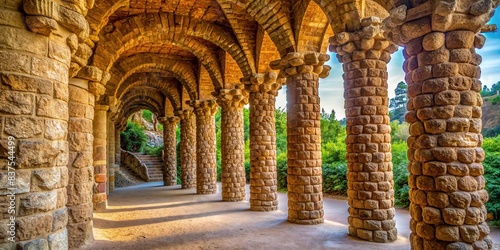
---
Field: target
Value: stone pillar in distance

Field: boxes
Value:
[217,86,248,201]
[189,100,218,194]
[159,116,180,186]
[384,2,496,249]
[107,115,116,192]
[175,109,197,189]
[330,17,399,242]
[270,52,331,224]
[242,72,283,211]
[93,105,109,211]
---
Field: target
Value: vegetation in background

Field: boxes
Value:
[142,109,153,122]
[120,121,148,152]
[483,135,500,221]
[481,82,500,97]
[389,81,408,122]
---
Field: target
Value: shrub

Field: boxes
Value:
[276,152,288,190]
[120,121,147,152]
[142,109,153,122]
[144,145,163,156]
[392,140,410,207]
[322,163,348,195]
[484,136,500,220]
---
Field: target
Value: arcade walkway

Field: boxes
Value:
[82,183,500,250]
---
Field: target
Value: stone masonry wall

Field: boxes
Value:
[384,2,496,249]
[243,72,282,211]
[190,100,218,194]
[176,109,197,189]
[271,52,330,224]
[330,17,399,243]
[217,87,248,201]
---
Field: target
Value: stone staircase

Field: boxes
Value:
[133,153,164,182]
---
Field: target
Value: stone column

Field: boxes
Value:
[159,116,180,186]
[329,17,399,242]
[242,72,283,211]
[0,0,94,248]
[107,115,116,192]
[115,125,121,168]
[66,68,107,248]
[385,2,496,249]
[270,52,330,224]
[189,100,218,194]
[175,109,197,189]
[217,86,248,201]
[93,105,109,211]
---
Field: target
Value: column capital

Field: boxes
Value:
[188,99,218,116]
[383,2,497,46]
[241,71,285,95]
[215,85,249,109]
[269,52,331,78]
[174,109,195,121]
[95,105,109,112]
[329,17,398,63]
[158,116,180,125]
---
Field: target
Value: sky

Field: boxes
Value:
[275,11,500,119]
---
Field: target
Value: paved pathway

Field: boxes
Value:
[83,182,500,250]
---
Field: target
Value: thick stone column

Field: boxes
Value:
[0,0,93,248]
[175,109,197,189]
[242,72,283,211]
[159,116,180,186]
[66,68,107,248]
[217,87,248,201]
[385,2,496,249]
[270,52,330,224]
[93,105,109,211]
[189,100,218,194]
[330,17,399,242]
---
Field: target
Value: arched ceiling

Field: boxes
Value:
[85,0,390,112]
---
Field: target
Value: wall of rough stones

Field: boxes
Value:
[160,116,179,186]
[120,150,150,182]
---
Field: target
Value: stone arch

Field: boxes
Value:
[96,36,223,90]
[219,0,296,56]
[119,87,166,118]
[116,73,182,111]
[107,53,198,100]
[92,12,253,76]
[86,0,129,36]
[295,0,334,53]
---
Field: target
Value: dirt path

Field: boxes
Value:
[81,182,500,250]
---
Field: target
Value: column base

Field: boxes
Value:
[197,190,216,195]
[250,206,278,212]
[349,226,398,243]
[222,197,245,202]
[287,218,324,225]
[93,200,107,211]
[181,184,196,189]
[163,181,177,186]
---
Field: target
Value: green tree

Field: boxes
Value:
[389,81,408,122]
[120,120,147,152]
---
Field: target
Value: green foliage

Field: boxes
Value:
[481,82,500,97]
[482,125,500,137]
[142,109,153,122]
[120,121,147,152]
[276,152,288,189]
[322,164,348,195]
[389,81,408,122]
[483,135,500,220]
[492,95,500,105]
[390,120,410,142]
[143,145,163,156]
[391,140,410,207]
